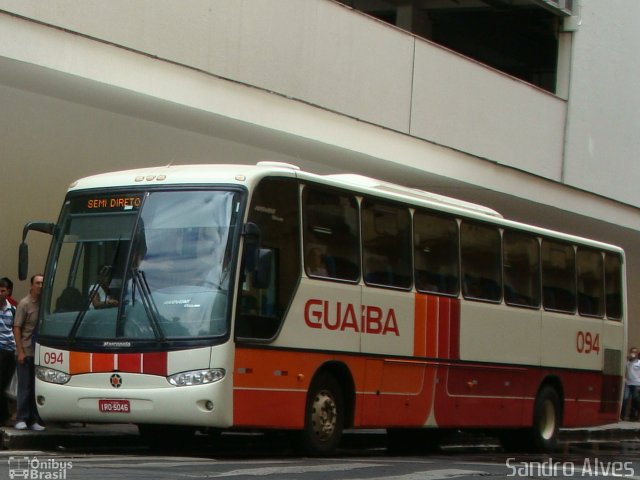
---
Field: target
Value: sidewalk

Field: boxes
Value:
[560,420,640,443]
[1,423,141,450]
[2,421,639,451]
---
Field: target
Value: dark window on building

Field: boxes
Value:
[414,211,459,296]
[338,0,564,93]
[362,199,411,289]
[461,222,501,302]
[236,178,300,340]
[542,240,575,313]
[302,186,360,282]
[503,230,540,308]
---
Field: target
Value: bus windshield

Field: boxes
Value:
[41,189,242,344]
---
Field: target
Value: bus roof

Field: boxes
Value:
[69,162,500,216]
[68,162,623,254]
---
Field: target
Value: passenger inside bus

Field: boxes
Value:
[90,265,119,309]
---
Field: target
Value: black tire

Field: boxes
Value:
[531,385,561,452]
[301,373,344,456]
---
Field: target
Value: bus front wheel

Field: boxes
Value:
[301,373,344,456]
[531,385,561,452]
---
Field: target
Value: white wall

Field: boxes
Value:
[563,0,640,206]
[0,0,568,183]
[0,0,415,132]
[410,41,566,180]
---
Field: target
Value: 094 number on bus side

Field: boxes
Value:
[576,331,600,354]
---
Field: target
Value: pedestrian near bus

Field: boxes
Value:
[13,274,45,431]
[1,277,17,307]
[0,277,16,426]
[622,347,640,421]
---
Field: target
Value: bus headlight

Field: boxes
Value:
[36,366,71,385]
[167,368,225,387]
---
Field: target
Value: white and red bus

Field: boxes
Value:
[21,162,625,454]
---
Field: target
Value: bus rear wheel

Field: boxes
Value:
[301,373,344,456]
[531,385,561,452]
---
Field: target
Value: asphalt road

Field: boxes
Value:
[1,430,639,480]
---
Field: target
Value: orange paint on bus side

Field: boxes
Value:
[233,293,463,429]
[233,348,367,428]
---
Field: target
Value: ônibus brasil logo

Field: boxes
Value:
[8,456,73,479]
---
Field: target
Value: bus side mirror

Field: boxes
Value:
[18,221,55,281]
[18,242,29,281]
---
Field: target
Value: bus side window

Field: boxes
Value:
[503,230,540,308]
[361,199,411,289]
[236,178,300,340]
[413,211,459,296]
[542,240,576,313]
[577,247,604,318]
[461,222,502,302]
[605,253,623,320]
[302,186,359,282]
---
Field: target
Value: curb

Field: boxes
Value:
[1,424,141,450]
[560,426,640,443]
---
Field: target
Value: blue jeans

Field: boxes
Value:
[16,356,41,425]
[622,384,640,420]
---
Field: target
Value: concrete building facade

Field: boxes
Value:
[0,0,639,343]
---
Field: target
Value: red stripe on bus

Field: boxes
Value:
[67,351,165,375]
[427,295,439,358]
[414,294,440,359]
[92,353,114,372]
[438,297,451,359]
[413,295,427,357]
[118,353,142,373]
[142,352,168,376]
[449,298,460,360]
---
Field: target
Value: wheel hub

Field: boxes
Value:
[311,390,337,440]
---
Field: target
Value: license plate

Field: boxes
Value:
[98,399,130,413]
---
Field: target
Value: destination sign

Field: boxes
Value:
[87,196,142,210]
[71,193,144,214]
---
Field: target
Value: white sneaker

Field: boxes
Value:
[14,421,27,430]
[30,423,46,431]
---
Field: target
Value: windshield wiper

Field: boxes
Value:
[131,268,166,343]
